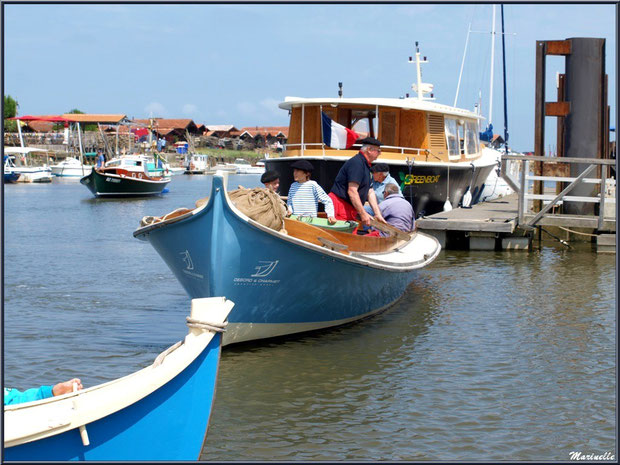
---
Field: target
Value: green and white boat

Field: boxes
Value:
[80,154,171,197]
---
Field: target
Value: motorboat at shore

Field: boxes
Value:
[51,157,93,178]
[184,153,209,174]
[134,173,441,346]
[80,154,170,197]
[264,44,500,217]
[231,158,265,174]
[4,297,233,461]
[3,147,53,183]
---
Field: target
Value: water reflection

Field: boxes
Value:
[4,177,615,461]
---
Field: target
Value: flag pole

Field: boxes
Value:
[320,105,325,157]
[301,104,305,156]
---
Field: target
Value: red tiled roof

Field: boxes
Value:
[205,125,239,132]
[133,118,195,130]
[239,126,289,138]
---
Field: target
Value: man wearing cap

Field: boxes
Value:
[376,183,415,237]
[261,170,281,193]
[362,162,402,225]
[287,160,336,224]
[329,137,386,228]
[370,163,400,204]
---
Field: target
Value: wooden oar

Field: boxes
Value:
[369,218,412,241]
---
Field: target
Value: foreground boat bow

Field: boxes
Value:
[4,297,234,461]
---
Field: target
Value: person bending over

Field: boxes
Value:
[377,183,415,236]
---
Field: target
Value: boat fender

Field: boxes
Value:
[461,188,472,208]
[443,199,453,212]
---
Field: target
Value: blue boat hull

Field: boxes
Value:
[4,172,20,183]
[5,334,222,461]
[136,176,421,344]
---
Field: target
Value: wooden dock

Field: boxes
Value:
[416,190,615,251]
[416,194,528,250]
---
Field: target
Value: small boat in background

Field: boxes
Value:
[3,155,21,183]
[4,297,234,461]
[184,153,209,174]
[80,154,171,197]
[206,162,238,174]
[51,157,93,178]
[167,166,186,176]
[3,147,53,183]
[232,158,266,174]
[134,173,441,345]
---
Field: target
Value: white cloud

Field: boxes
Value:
[259,98,282,118]
[237,101,257,117]
[144,102,167,118]
[182,103,198,115]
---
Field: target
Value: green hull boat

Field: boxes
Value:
[80,169,170,197]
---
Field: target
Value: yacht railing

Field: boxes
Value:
[283,142,431,157]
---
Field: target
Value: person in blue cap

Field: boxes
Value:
[286,160,336,224]
[363,162,401,217]
[4,378,83,405]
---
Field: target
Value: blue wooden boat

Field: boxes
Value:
[3,297,234,461]
[133,173,441,345]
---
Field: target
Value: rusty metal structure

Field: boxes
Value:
[534,37,610,216]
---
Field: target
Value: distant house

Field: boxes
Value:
[205,125,239,138]
[132,118,202,143]
[238,126,289,147]
[490,134,505,148]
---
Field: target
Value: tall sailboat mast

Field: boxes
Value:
[488,4,496,126]
[500,4,509,149]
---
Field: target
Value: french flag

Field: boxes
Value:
[321,112,358,149]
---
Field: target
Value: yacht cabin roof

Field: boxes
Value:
[279,97,483,121]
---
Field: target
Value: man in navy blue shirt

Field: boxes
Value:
[329,137,386,228]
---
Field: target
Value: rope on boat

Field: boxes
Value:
[151,318,227,367]
[139,208,192,227]
[152,341,184,367]
[186,317,228,333]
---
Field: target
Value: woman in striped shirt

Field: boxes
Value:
[286,160,337,224]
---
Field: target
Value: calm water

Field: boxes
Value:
[3,176,616,461]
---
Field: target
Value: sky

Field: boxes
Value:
[3,2,617,152]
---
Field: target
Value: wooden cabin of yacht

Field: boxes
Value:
[279,96,485,165]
